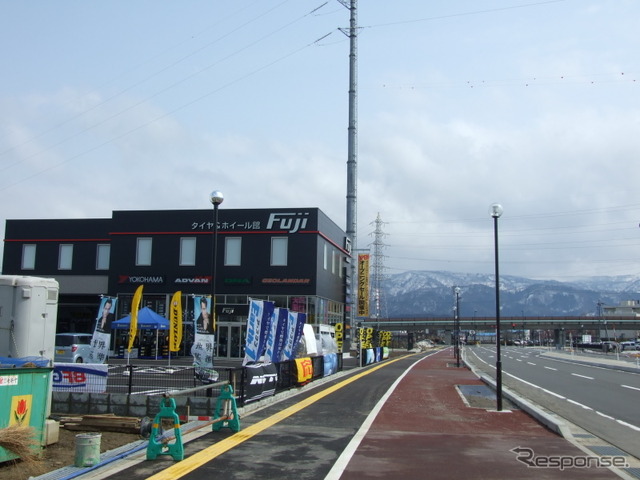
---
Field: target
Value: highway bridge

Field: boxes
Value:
[358,316,640,332]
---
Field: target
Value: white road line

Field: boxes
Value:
[567,399,593,410]
[617,420,640,432]
[571,373,594,380]
[325,352,437,480]
[541,388,565,399]
[470,351,640,435]
[621,384,640,392]
[596,411,615,420]
[527,362,536,366]
[544,366,557,371]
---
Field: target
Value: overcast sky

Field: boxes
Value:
[2,0,640,282]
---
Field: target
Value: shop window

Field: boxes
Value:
[179,237,196,266]
[59,244,73,270]
[323,244,328,270]
[96,244,110,270]
[271,237,288,266]
[225,237,241,266]
[136,237,152,266]
[22,244,36,270]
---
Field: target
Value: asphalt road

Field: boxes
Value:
[465,345,640,459]
[94,354,419,480]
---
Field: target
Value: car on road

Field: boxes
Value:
[54,333,92,363]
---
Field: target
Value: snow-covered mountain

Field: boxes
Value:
[379,271,640,317]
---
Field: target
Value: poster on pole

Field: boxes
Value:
[358,254,370,317]
[192,296,216,382]
[89,296,116,364]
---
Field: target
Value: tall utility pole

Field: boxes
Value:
[340,0,358,340]
[370,213,387,319]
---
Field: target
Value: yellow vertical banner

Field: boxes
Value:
[169,291,182,352]
[128,285,143,352]
[358,254,370,317]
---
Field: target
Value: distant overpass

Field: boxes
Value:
[358,316,640,332]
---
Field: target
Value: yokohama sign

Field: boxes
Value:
[118,275,165,284]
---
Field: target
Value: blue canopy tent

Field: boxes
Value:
[112,307,170,359]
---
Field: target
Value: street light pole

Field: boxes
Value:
[490,203,503,412]
[454,286,461,367]
[210,190,224,335]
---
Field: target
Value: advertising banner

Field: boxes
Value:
[294,357,313,385]
[243,363,278,404]
[263,308,288,364]
[89,296,116,364]
[52,364,108,393]
[243,299,275,365]
[192,296,215,379]
[323,353,338,376]
[282,312,306,361]
[128,285,144,352]
[357,254,370,317]
[169,291,183,352]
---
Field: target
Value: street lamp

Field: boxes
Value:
[490,203,503,411]
[454,287,461,367]
[210,190,224,334]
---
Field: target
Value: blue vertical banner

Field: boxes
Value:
[264,308,288,364]
[242,300,266,365]
[282,311,307,361]
[257,301,274,360]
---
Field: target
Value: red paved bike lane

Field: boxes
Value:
[337,349,621,479]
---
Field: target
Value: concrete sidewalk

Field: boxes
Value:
[334,348,630,479]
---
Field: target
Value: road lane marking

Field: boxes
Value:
[467,349,640,436]
[621,384,640,392]
[596,411,615,420]
[617,419,640,432]
[527,362,536,366]
[544,366,557,371]
[571,373,594,380]
[146,353,420,480]
[567,399,593,410]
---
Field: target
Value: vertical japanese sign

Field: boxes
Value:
[243,299,274,365]
[89,296,117,364]
[358,254,370,317]
[244,299,263,365]
[263,307,288,364]
[282,311,306,361]
[128,285,144,353]
[192,296,215,377]
[169,291,183,352]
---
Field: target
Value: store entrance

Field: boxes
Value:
[215,323,246,359]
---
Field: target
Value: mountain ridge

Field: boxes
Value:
[379,270,640,317]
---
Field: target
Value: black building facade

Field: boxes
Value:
[2,207,351,359]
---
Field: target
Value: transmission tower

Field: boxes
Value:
[369,212,387,318]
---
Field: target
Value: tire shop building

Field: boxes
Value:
[1,207,351,359]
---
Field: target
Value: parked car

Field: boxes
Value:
[621,340,639,351]
[601,341,621,353]
[54,333,92,363]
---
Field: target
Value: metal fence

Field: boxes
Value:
[97,354,344,406]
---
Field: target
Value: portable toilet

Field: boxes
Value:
[0,275,59,361]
